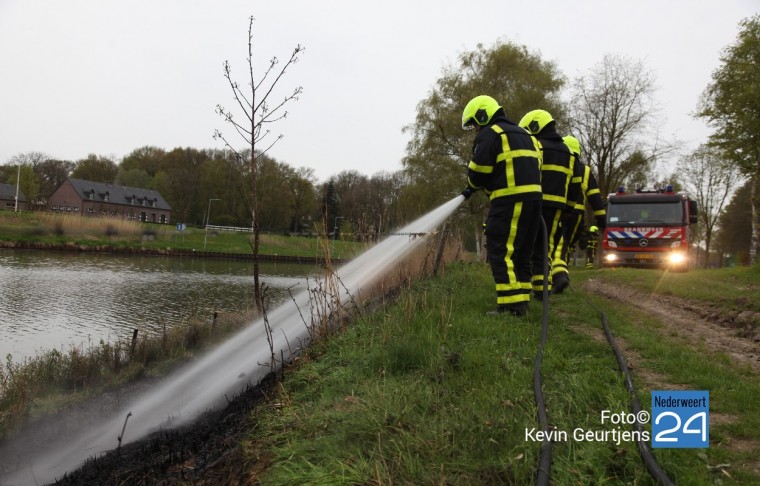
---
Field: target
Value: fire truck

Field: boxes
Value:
[600,186,698,271]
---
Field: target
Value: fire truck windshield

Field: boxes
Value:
[607,201,684,226]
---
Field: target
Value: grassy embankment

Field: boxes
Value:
[0,211,363,259]
[241,263,760,485]
[0,210,367,439]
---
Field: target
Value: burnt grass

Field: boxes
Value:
[0,354,282,485]
[51,372,278,485]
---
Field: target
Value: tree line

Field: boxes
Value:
[2,14,758,265]
[0,148,412,241]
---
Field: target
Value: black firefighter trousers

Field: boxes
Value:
[484,199,542,308]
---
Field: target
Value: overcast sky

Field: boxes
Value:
[0,1,757,182]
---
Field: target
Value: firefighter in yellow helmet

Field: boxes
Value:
[559,135,606,271]
[519,109,579,296]
[586,225,600,268]
[461,95,543,317]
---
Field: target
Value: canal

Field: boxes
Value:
[0,250,319,362]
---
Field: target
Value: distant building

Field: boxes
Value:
[47,178,172,223]
[0,183,27,211]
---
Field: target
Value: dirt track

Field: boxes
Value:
[582,278,760,373]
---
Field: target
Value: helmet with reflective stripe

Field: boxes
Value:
[519,109,554,135]
[563,135,581,157]
[462,95,501,129]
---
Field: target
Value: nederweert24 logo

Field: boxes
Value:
[651,391,709,448]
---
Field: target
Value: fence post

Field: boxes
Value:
[433,220,450,277]
[130,328,138,357]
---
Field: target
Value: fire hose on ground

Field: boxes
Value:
[530,216,673,486]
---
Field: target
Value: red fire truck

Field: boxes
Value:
[600,186,698,271]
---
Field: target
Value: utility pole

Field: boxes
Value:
[14,164,20,212]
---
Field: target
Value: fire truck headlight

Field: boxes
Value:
[668,252,686,265]
[670,241,682,248]
[604,253,618,262]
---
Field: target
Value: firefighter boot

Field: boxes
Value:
[486,302,529,317]
[552,272,570,294]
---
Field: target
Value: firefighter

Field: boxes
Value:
[460,95,543,317]
[559,135,606,272]
[585,225,599,268]
[518,110,578,297]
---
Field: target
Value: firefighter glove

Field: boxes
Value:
[461,186,475,200]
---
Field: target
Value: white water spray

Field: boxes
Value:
[1,196,464,485]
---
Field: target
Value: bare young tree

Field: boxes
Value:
[676,145,741,267]
[568,54,675,197]
[214,16,304,310]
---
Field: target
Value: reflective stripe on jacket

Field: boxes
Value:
[466,117,542,202]
[572,163,606,218]
[535,134,574,209]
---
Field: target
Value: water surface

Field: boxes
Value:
[0,250,317,361]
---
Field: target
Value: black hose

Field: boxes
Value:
[528,210,671,485]
[534,215,551,486]
[600,313,675,486]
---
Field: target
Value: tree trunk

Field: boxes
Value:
[251,152,262,311]
[751,173,760,266]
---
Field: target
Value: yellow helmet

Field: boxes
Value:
[462,95,501,129]
[589,225,599,233]
[519,109,554,135]
[563,135,581,157]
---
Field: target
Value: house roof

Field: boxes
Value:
[0,183,26,201]
[67,178,172,210]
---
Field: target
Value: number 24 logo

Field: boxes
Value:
[654,411,707,442]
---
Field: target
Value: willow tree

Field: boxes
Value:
[214,16,304,310]
[567,54,674,199]
[697,15,760,265]
[401,39,565,236]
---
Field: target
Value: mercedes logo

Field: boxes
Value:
[639,238,649,247]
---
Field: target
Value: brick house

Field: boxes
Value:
[0,183,27,211]
[47,178,172,223]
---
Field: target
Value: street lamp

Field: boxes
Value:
[204,198,220,249]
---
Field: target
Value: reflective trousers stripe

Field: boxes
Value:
[486,200,541,305]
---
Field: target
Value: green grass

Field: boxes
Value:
[0,309,255,439]
[244,262,760,485]
[589,265,760,313]
[0,210,366,259]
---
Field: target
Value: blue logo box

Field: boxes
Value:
[651,390,709,448]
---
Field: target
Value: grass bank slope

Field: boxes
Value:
[243,262,760,485]
[0,211,365,259]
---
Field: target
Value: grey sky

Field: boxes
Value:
[0,0,757,182]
